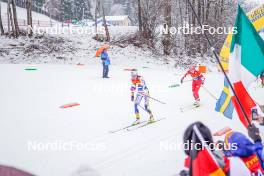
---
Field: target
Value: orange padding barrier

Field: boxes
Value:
[213,127,232,136]
[199,66,207,73]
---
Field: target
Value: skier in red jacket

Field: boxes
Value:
[181,66,205,106]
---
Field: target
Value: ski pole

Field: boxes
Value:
[183,80,193,83]
[174,73,185,76]
[180,80,193,85]
[138,92,166,105]
[202,86,217,100]
[138,104,150,114]
[169,80,192,88]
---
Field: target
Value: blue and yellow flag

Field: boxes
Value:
[215,78,234,119]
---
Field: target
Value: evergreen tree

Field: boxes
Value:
[125,0,136,24]
[44,0,61,18]
[61,0,74,20]
[33,0,45,8]
[73,0,93,20]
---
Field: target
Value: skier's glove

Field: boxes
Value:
[259,117,264,126]
[248,123,262,142]
[179,170,189,176]
[181,78,184,84]
[131,95,134,102]
[201,77,205,85]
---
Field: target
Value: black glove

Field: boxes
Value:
[248,123,262,142]
[131,95,134,102]
[181,78,184,84]
[260,117,264,126]
[179,170,189,176]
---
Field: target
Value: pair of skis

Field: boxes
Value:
[109,118,166,134]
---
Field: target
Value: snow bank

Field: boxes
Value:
[0,26,174,67]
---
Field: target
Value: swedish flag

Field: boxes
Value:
[215,78,234,119]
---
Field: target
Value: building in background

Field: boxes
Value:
[96,15,132,26]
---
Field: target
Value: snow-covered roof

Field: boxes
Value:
[103,15,130,22]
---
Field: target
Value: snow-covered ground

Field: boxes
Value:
[0,26,170,66]
[0,63,263,176]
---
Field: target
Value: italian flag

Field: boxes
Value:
[229,5,264,128]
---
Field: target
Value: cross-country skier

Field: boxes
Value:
[130,70,154,125]
[181,66,205,106]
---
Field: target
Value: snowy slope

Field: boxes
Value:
[0,26,169,67]
[0,1,57,23]
[0,64,263,176]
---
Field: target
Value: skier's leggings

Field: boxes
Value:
[134,94,151,114]
[192,80,202,100]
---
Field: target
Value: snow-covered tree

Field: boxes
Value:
[61,0,74,20]
[11,0,20,36]
[109,4,125,15]
[125,0,137,24]
[0,2,4,35]
[33,0,45,7]
[44,0,61,18]
[26,0,33,36]
[6,0,20,37]
[73,0,93,20]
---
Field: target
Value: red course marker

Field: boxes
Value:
[60,103,80,109]
[76,63,85,66]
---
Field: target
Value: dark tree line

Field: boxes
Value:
[135,0,258,58]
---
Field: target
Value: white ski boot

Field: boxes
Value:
[194,99,200,107]
[148,115,155,123]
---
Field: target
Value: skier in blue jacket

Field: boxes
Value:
[101,49,110,78]
[224,126,264,174]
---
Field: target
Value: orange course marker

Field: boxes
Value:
[60,103,80,109]
[199,65,207,73]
